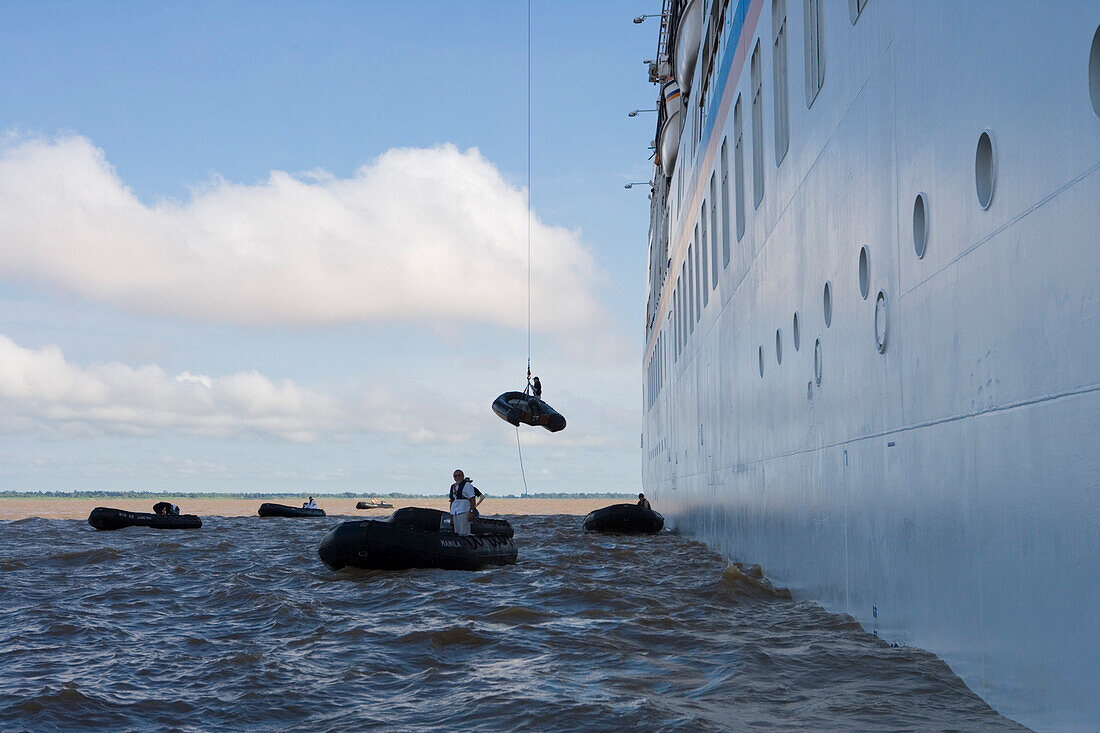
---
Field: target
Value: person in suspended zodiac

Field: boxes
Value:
[637,493,652,510]
[492,373,566,432]
[449,469,483,536]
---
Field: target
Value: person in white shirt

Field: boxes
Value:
[303,497,317,509]
[448,469,483,536]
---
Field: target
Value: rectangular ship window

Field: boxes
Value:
[721,139,732,265]
[700,204,709,306]
[751,41,764,209]
[668,286,677,358]
[676,278,682,355]
[674,279,679,357]
[673,269,682,352]
[710,173,719,286]
[672,287,677,360]
[804,0,826,107]
[773,0,789,165]
[694,227,702,321]
[698,0,729,132]
[734,97,746,241]
[677,265,683,347]
[687,245,695,335]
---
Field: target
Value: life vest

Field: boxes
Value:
[450,479,482,505]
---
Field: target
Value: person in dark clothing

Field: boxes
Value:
[531,376,542,399]
[637,493,651,510]
[153,501,180,515]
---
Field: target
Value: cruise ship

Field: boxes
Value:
[639,1,1099,729]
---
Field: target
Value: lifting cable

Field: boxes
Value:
[526,0,533,383]
[516,0,533,498]
[515,425,530,498]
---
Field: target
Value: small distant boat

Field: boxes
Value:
[356,499,393,509]
[88,507,202,531]
[258,503,326,518]
[583,504,664,535]
[492,391,566,432]
[318,507,516,571]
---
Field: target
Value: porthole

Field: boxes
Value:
[858,246,870,299]
[776,329,783,364]
[975,131,996,209]
[874,290,889,353]
[1091,25,1100,119]
[792,312,801,351]
[913,193,928,258]
[823,281,833,327]
[813,338,822,386]
[758,346,764,377]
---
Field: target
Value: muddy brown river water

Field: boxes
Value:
[0,510,1026,731]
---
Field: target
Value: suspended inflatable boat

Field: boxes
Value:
[492,391,566,432]
[318,507,516,571]
[258,503,326,518]
[88,507,202,531]
[582,504,664,534]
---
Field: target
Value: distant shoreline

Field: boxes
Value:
[0,491,634,500]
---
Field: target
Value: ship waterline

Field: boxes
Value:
[641,1,1100,729]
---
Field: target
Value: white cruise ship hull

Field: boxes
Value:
[642,2,1100,729]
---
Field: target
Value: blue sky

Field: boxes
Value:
[0,1,660,494]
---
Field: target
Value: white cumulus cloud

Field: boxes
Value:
[0,333,638,453]
[0,134,606,334]
[0,334,343,442]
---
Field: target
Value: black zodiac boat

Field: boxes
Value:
[356,500,393,509]
[258,502,326,518]
[492,391,566,432]
[582,504,664,534]
[318,507,516,571]
[88,507,202,531]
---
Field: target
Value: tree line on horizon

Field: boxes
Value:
[0,490,635,500]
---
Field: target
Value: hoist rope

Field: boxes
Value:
[515,425,529,498]
[518,0,533,499]
[526,0,532,381]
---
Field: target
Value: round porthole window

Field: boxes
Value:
[1090,25,1100,119]
[776,329,783,364]
[823,282,833,328]
[814,338,823,386]
[792,312,801,351]
[858,246,870,299]
[758,346,764,377]
[913,193,928,258]
[975,131,996,209]
[874,290,889,354]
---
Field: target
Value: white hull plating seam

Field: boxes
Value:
[641,2,1100,730]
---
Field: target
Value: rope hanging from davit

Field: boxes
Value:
[489,0,567,496]
[521,0,532,497]
[526,0,532,389]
